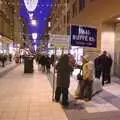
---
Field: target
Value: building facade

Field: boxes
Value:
[0,0,23,53]
[50,0,120,77]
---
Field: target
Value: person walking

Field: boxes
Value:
[39,54,46,72]
[55,54,73,106]
[45,54,51,73]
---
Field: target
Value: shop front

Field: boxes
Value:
[101,21,120,77]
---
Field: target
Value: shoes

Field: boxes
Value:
[62,102,69,107]
[74,96,84,100]
[84,98,91,102]
[106,81,111,84]
[54,99,59,103]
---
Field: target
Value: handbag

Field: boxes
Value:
[77,69,83,81]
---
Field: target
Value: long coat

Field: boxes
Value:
[56,55,73,88]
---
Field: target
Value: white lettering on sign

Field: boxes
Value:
[89,37,95,41]
[72,35,95,42]
[79,27,90,35]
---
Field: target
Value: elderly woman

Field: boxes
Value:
[55,54,73,106]
[80,55,94,101]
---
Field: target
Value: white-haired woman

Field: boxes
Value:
[80,55,94,101]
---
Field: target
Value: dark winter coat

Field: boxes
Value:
[94,56,102,78]
[56,54,73,88]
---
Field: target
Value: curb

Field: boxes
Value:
[0,64,19,78]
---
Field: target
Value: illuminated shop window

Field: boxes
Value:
[72,1,77,17]
[67,11,70,24]
[79,0,85,11]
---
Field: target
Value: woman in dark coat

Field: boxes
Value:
[94,55,102,79]
[55,54,73,106]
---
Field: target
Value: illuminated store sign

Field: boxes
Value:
[71,25,97,47]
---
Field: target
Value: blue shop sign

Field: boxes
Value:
[71,25,97,47]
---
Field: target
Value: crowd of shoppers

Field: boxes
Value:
[34,50,113,107]
[0,53,12,67]
[35,53,53,73]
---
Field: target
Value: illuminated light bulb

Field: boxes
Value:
[34,45,37,51]
[31,20,37,26]
[24,0,39,19]
[48,22,51,27]
[32,33,37,40]
[24,0,39,12]
[29,13,33,19]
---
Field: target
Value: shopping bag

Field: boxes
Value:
[92,78,103,95]
[75,81,81,97]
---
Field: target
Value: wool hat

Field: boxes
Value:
[83,55,89,61]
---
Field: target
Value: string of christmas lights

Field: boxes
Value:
[0,1,67,7]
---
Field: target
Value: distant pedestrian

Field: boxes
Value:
[45,55,51,73]
[51,54,55,66]
[99,51,111,85]
[39,54,46,72]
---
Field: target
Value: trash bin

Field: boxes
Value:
[24,56,34,73]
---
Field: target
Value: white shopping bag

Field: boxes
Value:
[92,78,103,95]
[75,81,81,97]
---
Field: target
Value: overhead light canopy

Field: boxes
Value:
[24,0,39,12]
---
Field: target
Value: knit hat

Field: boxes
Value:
[83,55,89,62]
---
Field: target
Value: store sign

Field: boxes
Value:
[24,0,39,12]
[71,25,97,47]
[49,34,70,49]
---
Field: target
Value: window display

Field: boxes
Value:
[70,46,83,64]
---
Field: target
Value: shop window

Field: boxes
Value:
[72,1,77,17]
[67,11,70,24]
[64,15,66,24]
[79,0,85,11]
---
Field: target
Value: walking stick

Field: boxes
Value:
[52,48,56,101]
